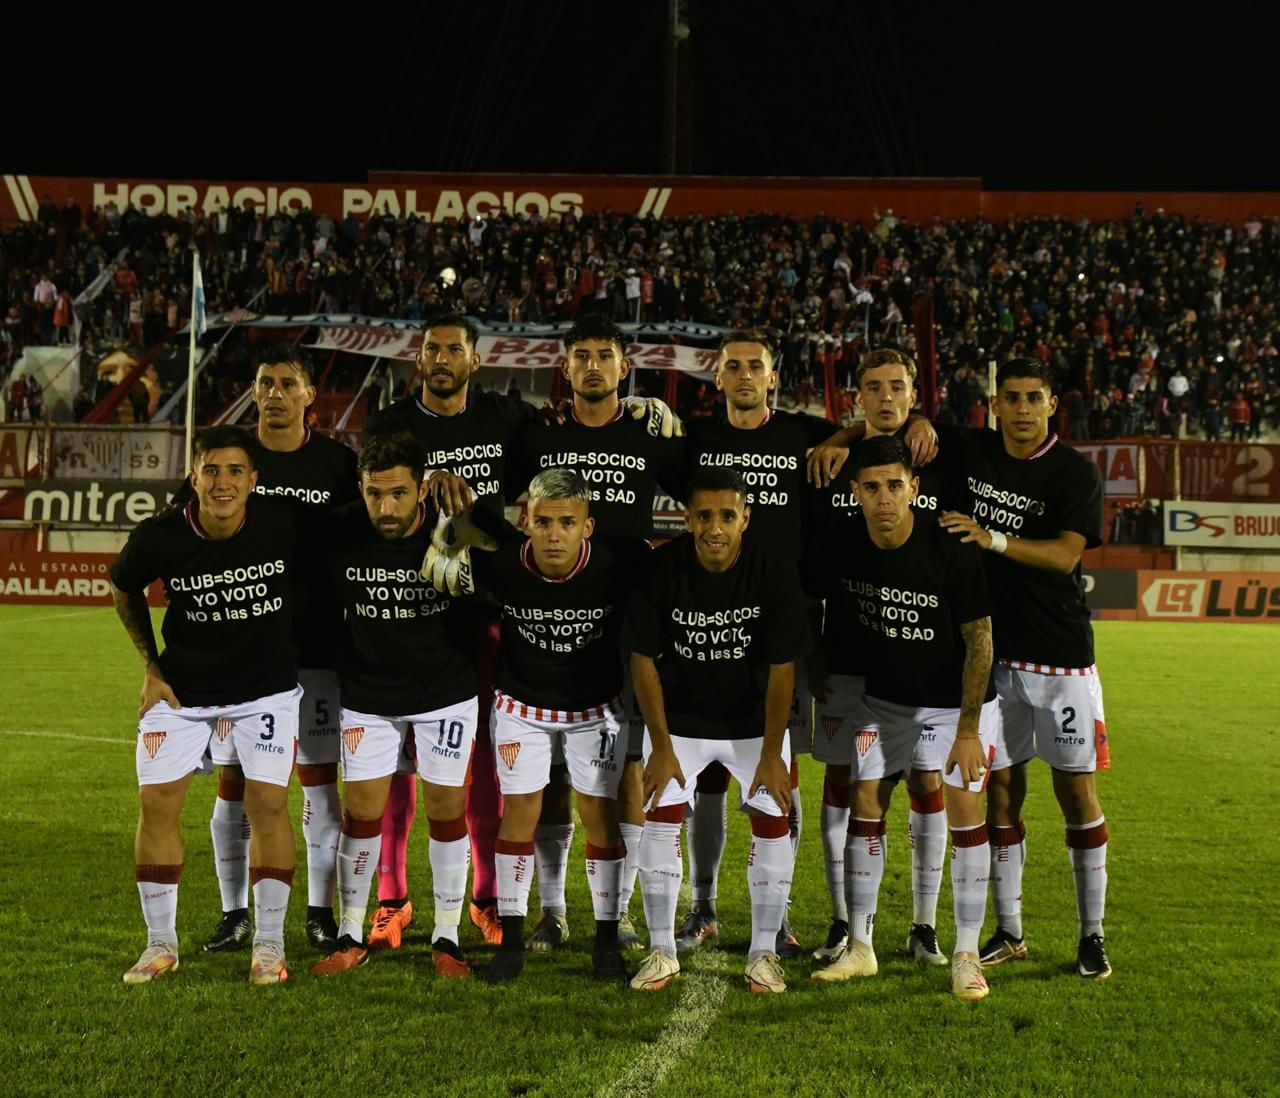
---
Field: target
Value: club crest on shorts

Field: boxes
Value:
[855,728,878,757]
[498,742,521,769]
[214,716,232,742]
[342,726,365,754]
[141,731,167,759]
[821,715,843,740]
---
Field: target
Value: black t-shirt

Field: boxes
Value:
[685,409,833,562]
[325,502,477,715]
[509,408,688,539]
[815,421,968,532]
[810,515,993,709]
[363,391,537,520]
[625,535,808,741]
[110,495,300,707]
[959,430,1103,667]
[475,532,650,711]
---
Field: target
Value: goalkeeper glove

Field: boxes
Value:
[623,395,685,438]
[421,510,499,595]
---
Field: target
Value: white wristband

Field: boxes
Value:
[988,530,1008,555]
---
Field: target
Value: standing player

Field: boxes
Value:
[805,349,963,966]
[808,437,998,1000]
[310,434,480,978]
[461,469,646,985]
[626,467,807,993]
[939,358,1112,980]
[507,313,687,953]
[110,426,304,985]
[679,328,834,957]
[202,343,359,956]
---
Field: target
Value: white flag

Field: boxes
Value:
[192,251,207,340]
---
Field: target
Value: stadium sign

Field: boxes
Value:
[23,480,181,527]
[1074,443,1141,497]
[0,425,40,484]
[1164,501,1280,548]
[51,428,184,480]
[1137,571,1280,623]
[0,551,164,606]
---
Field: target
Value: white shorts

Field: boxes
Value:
[860,695,1000,794]
[787,668,815,755]
[993,663,1109,773]
[619,673,645,761]
[491,694,627,799]
[340,697,478,787]
[296,668,341,767]
[645,731,792,817]
[812,675,871,766]
[139,685,302,788]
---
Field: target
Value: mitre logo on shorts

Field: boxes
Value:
[498,743,521,770]
[215,717,232,742]
[342,727,365,755]
[855,729,878,757]
[821,715,843,740]
[1141,578,1206,618]
[141,731,166,759]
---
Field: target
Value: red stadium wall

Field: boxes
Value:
[8,171,1280,226]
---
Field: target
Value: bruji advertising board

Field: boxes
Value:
[1136,571,1280,623]
[1163,501,1280,548]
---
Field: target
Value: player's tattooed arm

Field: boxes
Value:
[948,616,993,785]
[752,661,795,814]
[807,417,938,486]
[631,653,686,808]
[939,513,1086,574]
[111,583,180,716]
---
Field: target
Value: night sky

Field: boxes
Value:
[11,1,1277,191]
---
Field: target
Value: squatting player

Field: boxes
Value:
[111,426,306,985]
[680,328,834,958]
[626,467,807,994]
[507,313,687,953]
[939,357,1112,980]
[310,434,478,979]
[198,344,358,956]
[462,469,647,985]
[808,437,998,1001]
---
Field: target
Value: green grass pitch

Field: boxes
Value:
[1,607,1277,1096]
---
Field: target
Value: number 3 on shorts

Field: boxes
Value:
[260,713,275,741]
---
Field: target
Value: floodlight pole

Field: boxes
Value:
[662,0,693,174]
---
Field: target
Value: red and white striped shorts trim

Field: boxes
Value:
[999,660,1097,677]
[493,691,621,725]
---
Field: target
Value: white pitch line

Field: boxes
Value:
[0,729,132,746]
[598,965,727,1098]
[0,608,109,627]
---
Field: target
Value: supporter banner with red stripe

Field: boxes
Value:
[10,171,1280,226]
[1136,571,1280,623]
[1070,439,1280,502]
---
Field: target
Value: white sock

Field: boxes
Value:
[1067,817,1108,938]
[534,823,574,917]
[688,792,726,907]
[951,824,990,956]
[251,874,291,945]
[820,788,850,922]
[209,796,249,911]
[847,818,886,948]
[335,830,381,942]
[301,782,341,909]
[429,830,470,944]
[639,820,682,956]
[586,842,626,923]
[909,800,946,926]
[137,879,179,948]
[990,822,1027,939]
[496,841,535,918]
[618,822,643,914]
[747,833,794,957]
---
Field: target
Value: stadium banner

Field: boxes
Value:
[1163,501,1280,548]
[1074,442,1142,497]
[50,428,184,480]
[1136,570,1280,623]
[0,425,41,483]
[11,172,1280,227]
[0,550,165,606]
[1082,569,1137,610]
[307,329,720,375]
[23,480,182,527]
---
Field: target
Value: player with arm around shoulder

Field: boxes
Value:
[112,427,305,986]
[626,467,807,994]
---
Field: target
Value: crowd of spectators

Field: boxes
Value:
[2,194,1277,440]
